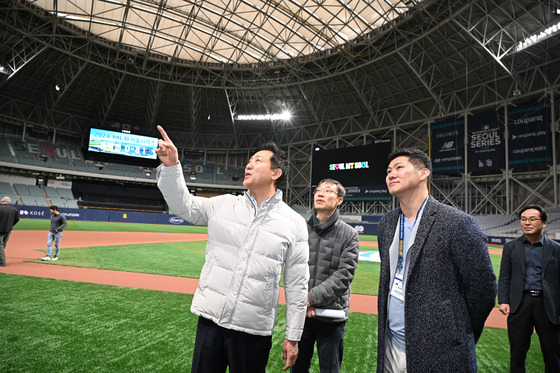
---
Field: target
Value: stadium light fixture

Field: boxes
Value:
[512,82,521,97]
[515,20,560,52]
[236,111,291,121]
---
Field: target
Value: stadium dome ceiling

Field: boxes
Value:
[29,0,419,65]
[0,0,559,150]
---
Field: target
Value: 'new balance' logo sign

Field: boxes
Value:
[441,141,454,149]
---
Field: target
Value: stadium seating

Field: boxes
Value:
[71,179,166,211]
[13,184,30,196]
[42,186,78,208]
[0,182,19,204]
[0,137,14,163]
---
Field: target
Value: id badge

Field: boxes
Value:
[390,272,405,301]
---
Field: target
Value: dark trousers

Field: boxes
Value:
[291,318,346,373]
[0,231,11,266]
[507,294,560,373]
[191,316,272,373]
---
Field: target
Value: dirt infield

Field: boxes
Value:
[0,230,506,329]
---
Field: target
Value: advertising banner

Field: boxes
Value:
[16,205,195,226]
[311,139,391,201]
[468,110,505,172]
[343,185,391,201]
[431,118,465,175]
[508,101,552,168]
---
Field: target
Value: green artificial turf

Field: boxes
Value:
[20,218,381,295]
[356,235,378,242]
[30,241,208,278]
[18,218,502,298]
[3,219,547,372]
[28,240,380,295]
[1,274,194,372]
[0,274,545,372]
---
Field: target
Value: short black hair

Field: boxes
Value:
[387,148,432,174]
[518,204,547,222]
[50,205,58,211]
[254,142,289,187]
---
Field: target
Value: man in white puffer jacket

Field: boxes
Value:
[155,125,309,373]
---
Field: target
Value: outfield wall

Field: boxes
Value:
[17,205,532,243]
[18,204,379,235]
[16,205,194,226]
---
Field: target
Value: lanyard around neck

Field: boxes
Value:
[396,197,427,274]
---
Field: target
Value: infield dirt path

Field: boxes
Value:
[1,230,506,329]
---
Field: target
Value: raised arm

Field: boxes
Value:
[155,125,179,167]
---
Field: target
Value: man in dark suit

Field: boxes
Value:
[0,196,20,267]
[498,205,560,372]
[376,148,497,373]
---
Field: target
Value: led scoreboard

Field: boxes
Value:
[88,128,159,159]
[311,139,392,201]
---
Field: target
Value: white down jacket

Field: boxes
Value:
[157,163,309,340]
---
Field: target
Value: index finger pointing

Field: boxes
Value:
[157,125,171,142]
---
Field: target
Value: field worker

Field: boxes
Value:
[41,205,67,261]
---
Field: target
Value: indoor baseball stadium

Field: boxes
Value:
[1,0,559,371]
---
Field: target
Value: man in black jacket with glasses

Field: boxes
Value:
[292,178,359,373]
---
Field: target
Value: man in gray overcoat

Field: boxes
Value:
[376,148,497,372]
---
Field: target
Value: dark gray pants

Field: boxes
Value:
[0,231,11,266]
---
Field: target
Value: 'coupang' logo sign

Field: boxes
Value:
[329,161,369,171]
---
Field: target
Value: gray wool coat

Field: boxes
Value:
[376,196,497,372]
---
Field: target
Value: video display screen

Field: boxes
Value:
[88,128,159,160]
[311,139,392,200]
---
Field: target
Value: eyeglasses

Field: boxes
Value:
[520,217,542,223]
[314,188,339,196]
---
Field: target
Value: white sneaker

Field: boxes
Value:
[41,256,51,261]
[52,256,58,261]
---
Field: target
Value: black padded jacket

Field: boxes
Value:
[307,209,360,322]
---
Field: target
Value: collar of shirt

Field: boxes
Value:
[523,235,545,246]
[247,191,273,211]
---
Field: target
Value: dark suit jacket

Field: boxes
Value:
[377,196,497,373]
[0,204,20,233]
[498,235,560,325]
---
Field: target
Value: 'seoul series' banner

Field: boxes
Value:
[468,110,505,172]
